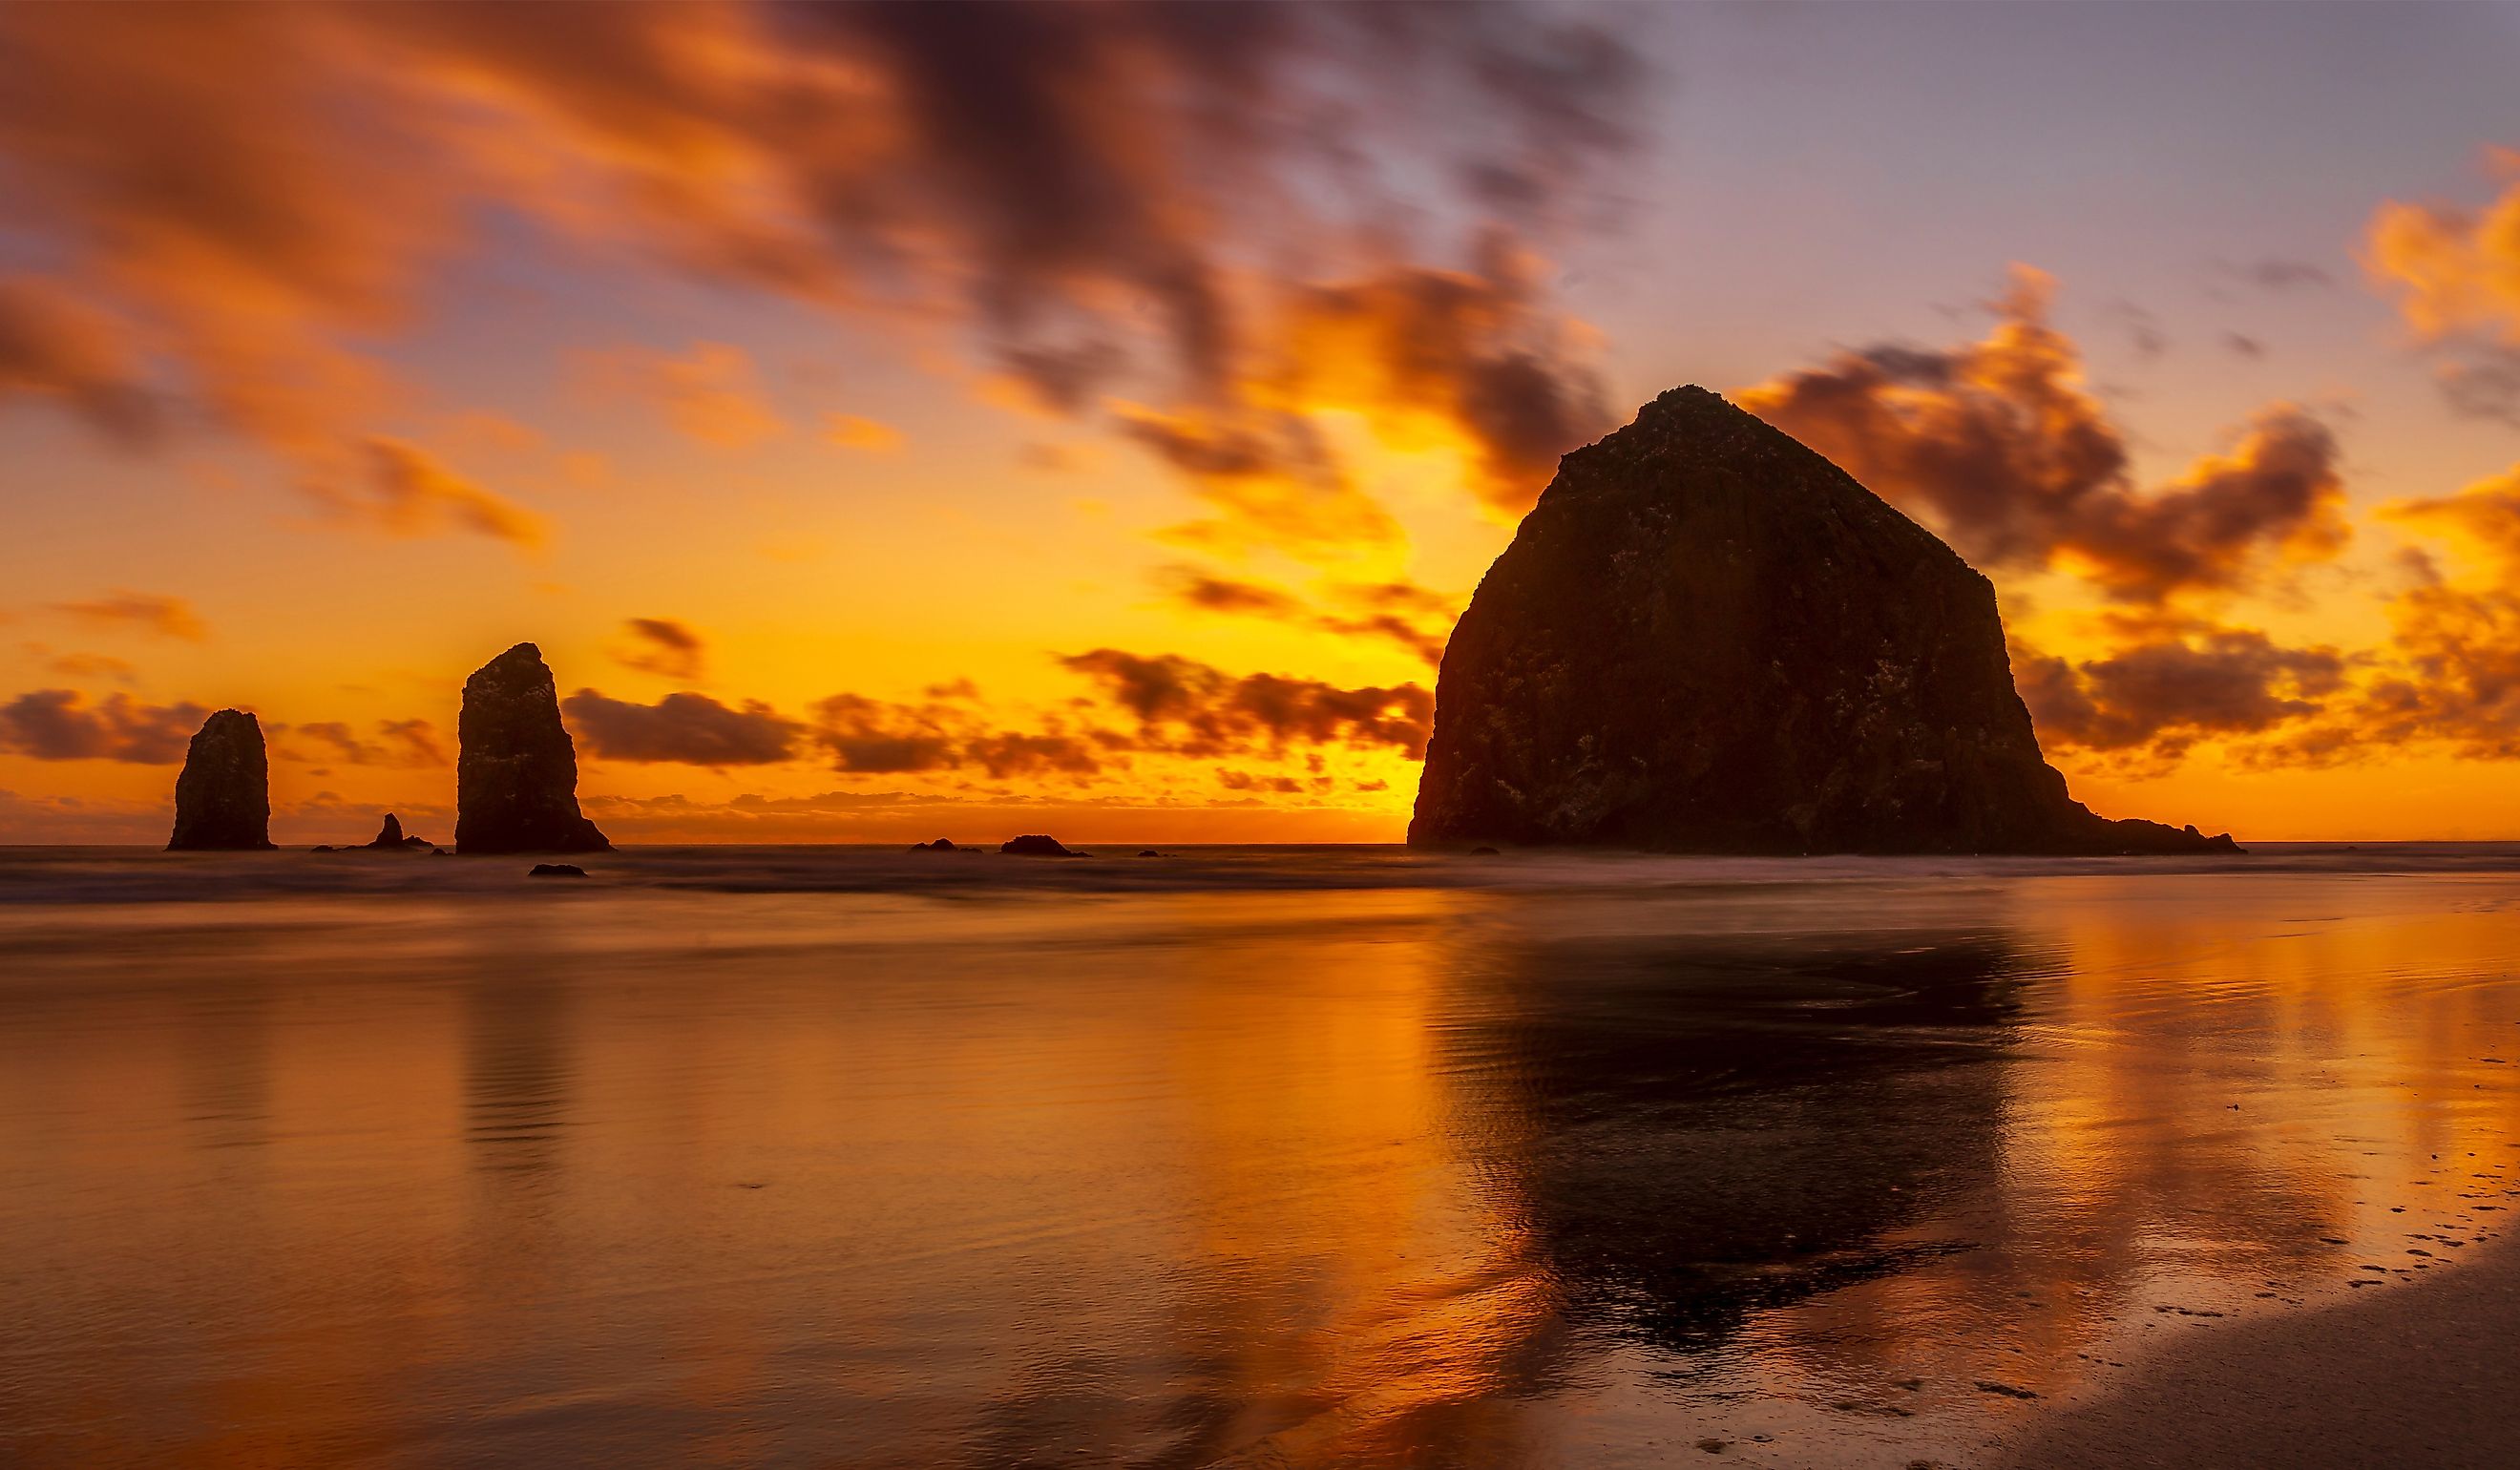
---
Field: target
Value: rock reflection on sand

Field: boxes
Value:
[1,849,2517,1468]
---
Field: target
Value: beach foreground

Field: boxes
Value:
[1992,1230,2520,1470]
[3,844,2517,1467]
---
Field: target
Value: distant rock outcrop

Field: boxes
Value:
[1410,387,2238,856]
[1000,834,1078,856]
[528,863,587,878]
[912,837,958,851]
[455,643,611,855]
[364,812,433,850]
[166,709,276,850]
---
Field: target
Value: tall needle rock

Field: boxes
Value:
[1410,387,2237,855]
[166,708,276,850]
[455,642,612,855]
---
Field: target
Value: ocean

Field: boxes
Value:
[4,843,2517,1467]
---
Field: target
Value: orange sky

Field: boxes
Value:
[4,2,2520,843]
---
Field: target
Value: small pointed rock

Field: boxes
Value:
[167,710,276,850]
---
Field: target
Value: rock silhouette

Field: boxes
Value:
[364,813,433,850]
[999,834,1077,856]
[912,837,958,851]
[528,863,587,877]
[166,709,276,850]
[1411,387,2237,855]
[455,643,612,855]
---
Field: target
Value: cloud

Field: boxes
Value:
[2363,149,2520,342]
[2015,626,2348,771]
[1259,244,1616,515]
[0,3,1647,559]
[0,276,162,445]
[808,692,1107,780]
[810,693,963,774]
[824,412,903,453]
[276,717,447,768]
[560,689,805,766]
[2435,346,2520,429]
[310,437,547,549]
[615,617,705,682]
[47,590,208,641]
[2064,407,2348,602]
[1157,566,1459,665]
[2063,462,2520,770]
[0,688,207,763]
[1166,569,1307,620]
[1124,242,1616,557]
[1737,266,2349,602]
[2353,465,2520,759]
[19,645,136,682]
[598,343,785,449]
[1123,403,1404,558]
[2216,257,2336,293]
[1059,648,1432,758]
[797,646,1431,786]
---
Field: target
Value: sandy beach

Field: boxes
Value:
[1991,1219,2520,1468]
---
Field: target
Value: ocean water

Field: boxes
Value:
[3,843,2518,1468]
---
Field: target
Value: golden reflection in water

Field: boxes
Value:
[1712,873,2520,1466]
[1,859,2518,1468]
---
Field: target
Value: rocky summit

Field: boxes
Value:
[1410,387,2237,855]
[166,709,276,850]
[454,643,612,855]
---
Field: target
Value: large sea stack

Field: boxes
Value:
[1410,387,2236,855]
[166,709,276,850]
[454,642,611,855]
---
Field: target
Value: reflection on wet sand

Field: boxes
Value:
[1,852,2517,1467]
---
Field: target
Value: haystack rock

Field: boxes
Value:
[1410,387,2238,856]
[166,709,276,850]
[455,642,611,855]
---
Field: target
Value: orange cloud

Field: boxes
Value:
[1250,244,1614,515]
[2364,149,2520,342]
[313,437,547,550]
[614,617,705,682]
[1158,567,1460,665]
[47,590,209,642]
[2015,627,2349,775]
[563,689,804,766]
[2354,465,2520,759]
[0,689,206,763]
[0,3,1646,567]
[275,718,449,769]
[0,276,161,446]
[18,646,137,682]
[1122,403,1405,559]
[823,412,903,453]
[598,343,785,449]
[1738,266,2348,602]
[1059,648,1433,759]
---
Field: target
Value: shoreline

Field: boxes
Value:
[1983,1232,2520,1469]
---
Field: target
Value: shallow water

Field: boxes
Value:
[4,844,2518,1468]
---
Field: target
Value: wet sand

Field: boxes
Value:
[1990,1238,2520,1469]
[8,844,2520,1466]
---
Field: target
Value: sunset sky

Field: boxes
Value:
[5,1,2520,844]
